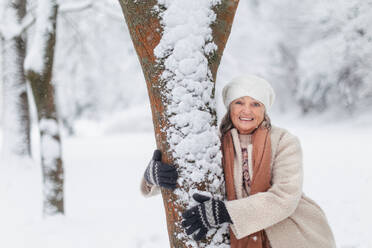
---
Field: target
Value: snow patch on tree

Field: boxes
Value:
[1,1,29,158]
[1,41,28,157]
[154,0,229,246]
[40,127,60,167]
[24,0,55,73]
[0,1,22,40]
[39,118,63,216]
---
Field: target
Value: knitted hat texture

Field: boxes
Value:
[222,75,276,111]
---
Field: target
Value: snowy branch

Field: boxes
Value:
[0,13,35,41]
[59,1,123,23]
[59,0,93,13]
[24,0,57,74]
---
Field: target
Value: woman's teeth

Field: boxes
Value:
[240,117,254,121]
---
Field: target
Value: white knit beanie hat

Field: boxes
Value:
[222,75,276,111]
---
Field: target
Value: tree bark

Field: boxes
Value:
[1,0,31,158]
[119,0,239,247]
[25,0,64,215]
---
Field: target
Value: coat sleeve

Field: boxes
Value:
[225,131,303,239]
[140,176,161,197]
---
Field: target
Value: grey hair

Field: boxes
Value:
[219,109,271,137]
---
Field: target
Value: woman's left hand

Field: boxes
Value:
[181,193,232,241]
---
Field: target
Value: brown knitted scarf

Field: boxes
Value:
[221,126,272,248]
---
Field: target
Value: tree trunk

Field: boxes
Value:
[25,0,64,215]
[118,0,239,246]
[1,0,31,158]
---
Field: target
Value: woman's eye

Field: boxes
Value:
[235,101,243,105]
[253,102,260,107]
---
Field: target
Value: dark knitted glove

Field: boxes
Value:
[144,149,178,190]
[181,193,232,241]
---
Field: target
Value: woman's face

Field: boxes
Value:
[229,96,266,134]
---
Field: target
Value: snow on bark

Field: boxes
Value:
[24,0,55,73]
[1,41,28,157]
[0,2,21,40]
[24,0,63,215]
[1,0,30,158]
[40,118,61,165]
[39,118,63,215]
[154,0,229,246]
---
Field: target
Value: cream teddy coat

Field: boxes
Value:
[140,125,337,248]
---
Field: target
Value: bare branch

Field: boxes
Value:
[20,12,36,34]
[59,0,93,13]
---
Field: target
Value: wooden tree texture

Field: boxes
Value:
[118,0,239,246]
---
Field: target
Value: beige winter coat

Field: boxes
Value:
[140,125,337,248]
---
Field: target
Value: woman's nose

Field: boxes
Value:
[241,106,252,114]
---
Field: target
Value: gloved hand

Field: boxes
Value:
[181,193,232,241]
[144,149,178,190]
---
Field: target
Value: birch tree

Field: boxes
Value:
[25,0,64,215]
[119,0,239,246]
[0,0,31,158]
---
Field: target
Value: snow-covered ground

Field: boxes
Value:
[0,111,371,248]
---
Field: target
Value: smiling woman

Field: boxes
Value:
[230,96,265,135]
[219,76,273,137]
[141,75,337,248]
[210,75,336,247]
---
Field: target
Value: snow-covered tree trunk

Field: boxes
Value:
[25,0,64,215]
[119,0,239,247]
[0,0,31,158]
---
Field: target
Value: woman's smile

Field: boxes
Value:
[239,117,254,121]
[230,96,265,134]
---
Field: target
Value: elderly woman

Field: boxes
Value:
[141,75,337,248]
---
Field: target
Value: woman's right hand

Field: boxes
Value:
[144,149,178,190]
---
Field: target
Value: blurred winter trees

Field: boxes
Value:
[54,0,147,132]
[0,0,65,215]
[222,0,372,115]
[295,0,372,113]
[0,0,147,216]
[2,0,370,132]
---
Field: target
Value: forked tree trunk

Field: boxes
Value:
[25,0,64,215]
[119,0,239,246]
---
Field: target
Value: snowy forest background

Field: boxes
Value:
[1,0,371,247]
